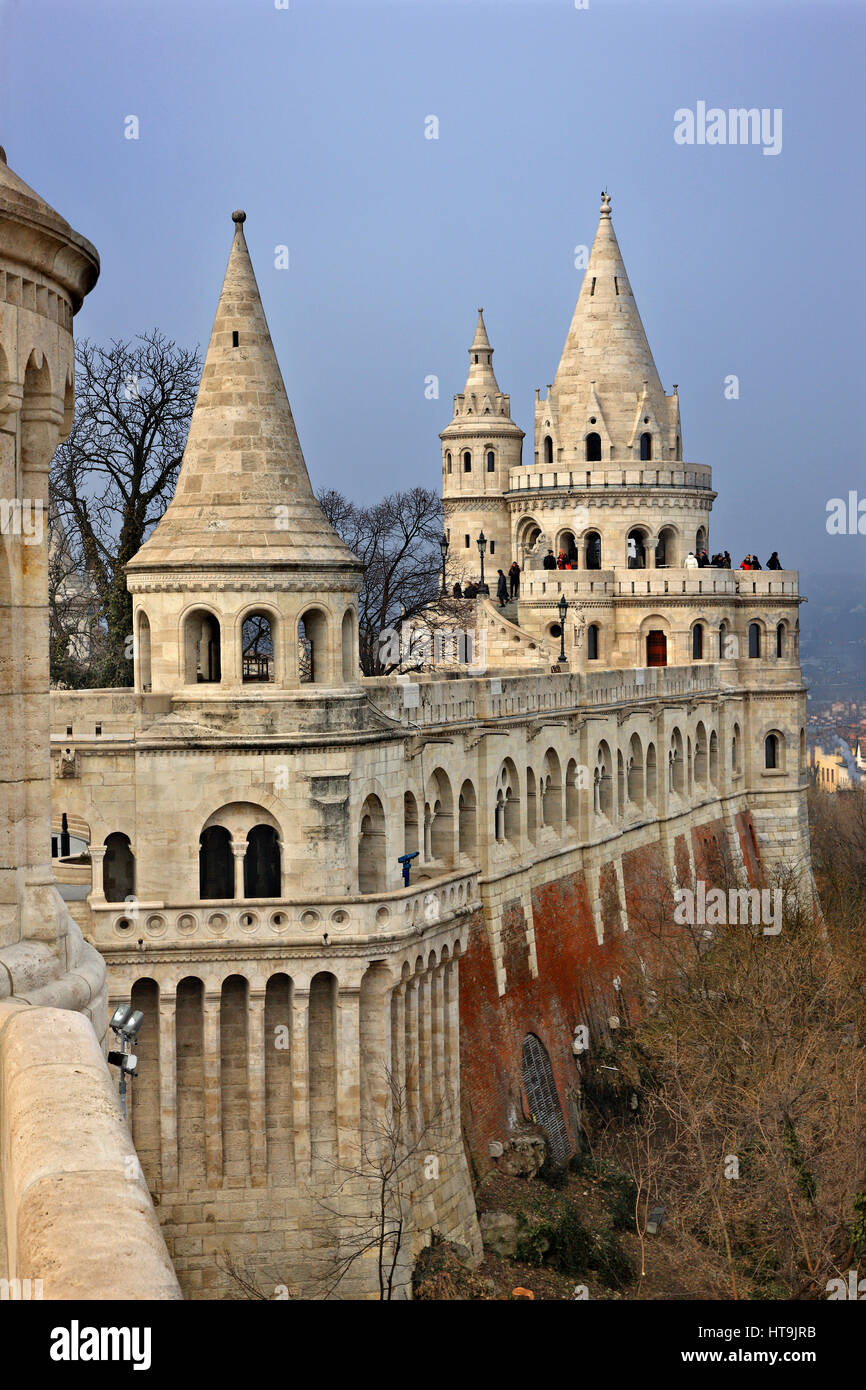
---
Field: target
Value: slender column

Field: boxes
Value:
[291,991,311,1177]
[248,992,268,1186]
[89,845,106,902]
[159,988,178,1189]
[404,977,420,1141]
[202,992,223,1188]
[444,959,461,1116]
[418,969,433,1129]
[231,841,246,900]
[389,983,405,1123]
[431,964,446,1119]
[337,984,362,1167]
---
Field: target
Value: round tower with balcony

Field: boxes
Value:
[126,211,364,703]
[440,309,523,585]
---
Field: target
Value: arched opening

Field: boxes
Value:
[719,622,729,660]
[627,733,644,807]
[587,623,600,661]
[617,750,625,817]
[694,722,708,788]
[486,449,495,472]
[526,768,537,844]
[645,742,658,805]
[655,526,676,568]
[183,608,221,684]
[341,609,357,682]
[498,761,520,847]
[799,728,806,773]
[556,530,577,565]
[732,724,741,774]
[309,972,338,1172]
[765,732,783,770]
[646,630,667,667]
[585,531,602,569]
[244,824,281,897]
[595,742,613,817]
[541,750,562,832]
[445,450,452,474]
[627,528,647,569]
[669,729,684,795]
[427,770,454,865]
[136,611,152,692]
[242,610,275,683]
[521,1033,569,1163]
[463,450,472,472]
[519,519,542,562]
[639,431,652,461]
[129,978,160,1183]
[695,527,707,555]
[103,832,135,901]
[565,758,582,831]
[199,825,233,899]
[776,622,786,659]
[709,730,719,786]
[299,607,329,683]
[358,794,386,893]
[404,791,419,857]
[585,432,602,462]
[692,622,704,660]
[748,622,762,659]
[543,435,554,464]
[458,780,477,856]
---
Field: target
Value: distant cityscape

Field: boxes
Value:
[801,572,866,788]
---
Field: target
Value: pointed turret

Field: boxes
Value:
[128,210,361,574]
[538,193,681,465]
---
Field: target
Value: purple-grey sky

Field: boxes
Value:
[1,0,864,571]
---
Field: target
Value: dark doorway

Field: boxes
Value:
[199,825,233,899]
[244,825,281,897]
[646,630,668,667]
[103,832,135,901]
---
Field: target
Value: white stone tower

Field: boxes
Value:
[440,309,523,583]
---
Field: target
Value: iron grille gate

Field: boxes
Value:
[521,1033,570,1163]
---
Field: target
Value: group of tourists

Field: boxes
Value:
[684,550,783,571]
[452,560,522,606]
[542,549,577,571]
[739,552,783,570]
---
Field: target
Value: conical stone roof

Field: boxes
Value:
[128,211,362,576]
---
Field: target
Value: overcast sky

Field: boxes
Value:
[1,0,864,573]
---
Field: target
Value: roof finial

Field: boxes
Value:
[600,190,611,217]
[232,209,246,224]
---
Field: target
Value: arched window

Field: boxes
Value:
[541,750,562,832]
[709,730,719,786]
[445,451,452,474]
[426,769,454,864]
[463,450,472,472]
[526,768,537,844]
[692,623,704,660]
[627,733,644,807]
[669,729,684,795]
[655,526,676,568]
[136,611,152,692]
[585,432,602,462]
[776,622,785,658]
[199,825,233,900]
[748,622,761,659]
[557,530,577,564]
[695,527,707,554]
[639,431,652,461]
[543,435,553,464]
[244,824,281,897]
[521,1033,569,1163]
[341,609,357,682]
[585,531,601,569]
[183,608,221,684]
[458,780,477,856]
[645,743,657,805]
[103,832,135,901]
[298,608,329,683]
[646,630,667,667]
[595,742,613,817]
[486,450,495,472]
[497,761,520,846]
[694,723,708,787]
[565,759,582,831]
[765,733,780,770]
[627,528,647,569]
[718,622,728,660]
[242,611,275,683]
[358,794,386,893]
[732,723,741,774]
[587,623,599,661]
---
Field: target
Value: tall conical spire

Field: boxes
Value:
[462,307,501,397]
[545,194,680,459]
[128,211,361,573]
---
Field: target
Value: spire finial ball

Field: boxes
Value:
[232,209,246,224]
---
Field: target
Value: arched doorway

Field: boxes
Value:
[184,609,221,684]
[585,531,602,569]
[244,824,281,897]
[646,630,667,666]
[242,611,275,683]
[103,832,135,901]
[358,794,386,892]
[199,825,233,899]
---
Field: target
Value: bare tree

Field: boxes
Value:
[318,486,443,675]
[50,331,201,687]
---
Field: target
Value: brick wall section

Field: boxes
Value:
[735,810,763,886]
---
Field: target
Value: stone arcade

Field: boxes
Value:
[46,192,811,1298]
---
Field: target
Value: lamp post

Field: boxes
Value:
[557,593,568,663]
[107,1002,144,1119]
[477,530,488,594]
[438,532,449,595]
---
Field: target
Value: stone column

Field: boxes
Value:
[89,845,107,902]
[444,958,461,1119]
[404,976,420,1141]
[248,991,268,1186]
[431,963,446,1116]
[159,987,178,1190]
[291,990,311,1178]
[202,991,223,1188]
[231,841,246,900]
[336,984,361,1167]
[418,968,433,1129]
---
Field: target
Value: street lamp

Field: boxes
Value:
[557,593,568,663]
[476,530,489,594]
[438,532,449,594]
[107,1001,144,1119]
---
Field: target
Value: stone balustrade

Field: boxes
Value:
[507,463,714,492]
[91,868,481,947]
